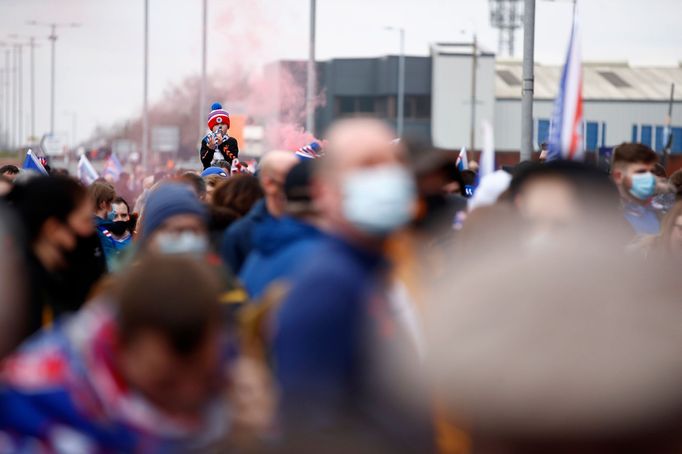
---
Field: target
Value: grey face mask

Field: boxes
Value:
[154,232,209,256]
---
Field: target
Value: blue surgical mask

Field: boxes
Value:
[629,172,656,201]
[155,232,208,255]
[342,165,416,236]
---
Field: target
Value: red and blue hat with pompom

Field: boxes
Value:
[207,102,230,130]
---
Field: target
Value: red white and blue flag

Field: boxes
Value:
[548,7,583,161]
[295,141,323,160]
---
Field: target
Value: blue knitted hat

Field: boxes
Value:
[140,183,208,241]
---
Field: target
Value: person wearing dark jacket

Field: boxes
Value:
[273,119,433,452]
[89,180,118,269]
[6,176,106,340]
[240,160,325,299]
[199,103,240,170]
[220,150,298,274]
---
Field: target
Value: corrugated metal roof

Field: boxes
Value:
[495,61,682,101]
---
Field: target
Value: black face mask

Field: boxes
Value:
[107,220,130,236]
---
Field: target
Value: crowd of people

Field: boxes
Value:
[0,117,681,453]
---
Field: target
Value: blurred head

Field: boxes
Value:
[211,173,263,216]
[179,172,207,201]
[258,150,299,218]
[8,176,93,270]
[283,159,316,218]
[0,165,19,182]
[510,161,622,237]
[139,183,209,255]
[659,201,682,258]
[203,174,225,200]
[611,143,658,204]
[315,118,416,244]
[111,197,130,222]
[426,238,682,454]
[0,175,12,197]
[114,254,223,419]
[89,180,116,218]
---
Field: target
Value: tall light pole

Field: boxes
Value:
[142,0,150,171]
[3,49,9,149]
[199,0,208,141]
[470,34,478,152]
[27,21,81,136]
[385,26,405,138]
[10,35,39,141]
[520,0,536,161]
[306,0,316,135]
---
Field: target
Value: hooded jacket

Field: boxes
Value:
[239,216,324,299]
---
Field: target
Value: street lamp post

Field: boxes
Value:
[306,0,316,135]
[385,26,405,138]
[520,0,536,161]
[27,21,81,136]
[199,0,207,141]
[7,36,40,143]
[142,0,150,171]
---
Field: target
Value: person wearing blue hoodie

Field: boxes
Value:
[272,119,433,451]
[220,151,298,274]
[239,159,325,299]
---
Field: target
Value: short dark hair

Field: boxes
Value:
[6,175,88,243]
[0,165,19,176]
[115,254,222,355]
[89,180,116,209]
[179,172,207,198]
[112,196,130,213]
[612,143,658,167]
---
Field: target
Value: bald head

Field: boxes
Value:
[258,150,299,218]
[321,118,404,175]
[259,150,299,183]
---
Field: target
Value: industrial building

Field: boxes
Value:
[281,44,682,157]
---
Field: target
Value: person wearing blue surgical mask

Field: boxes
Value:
[611,143,661,236]
[273,119,433,452]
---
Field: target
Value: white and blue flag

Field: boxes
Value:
[22,150,48,175]
[548,5,583,161]
[77,154,99,185]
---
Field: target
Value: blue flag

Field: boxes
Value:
[22,150,48,175]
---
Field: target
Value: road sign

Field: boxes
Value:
[40,133,67,156]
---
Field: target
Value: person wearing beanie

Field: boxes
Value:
[199,102,240,170]
[138,183,209,255]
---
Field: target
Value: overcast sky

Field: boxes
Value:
[1,0,681,144]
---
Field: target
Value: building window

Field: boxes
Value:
[631,125,638,142]
[585,122,599,151]
[335,96,388,117]
[601,122,607,147]
[672,128,682,153]
[537,119,550,146]
[655,126,666,152]
[641,125,652,147]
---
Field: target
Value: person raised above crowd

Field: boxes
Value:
[199,103,240,170]
[220,150,298,274]
[610,143,661,235]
